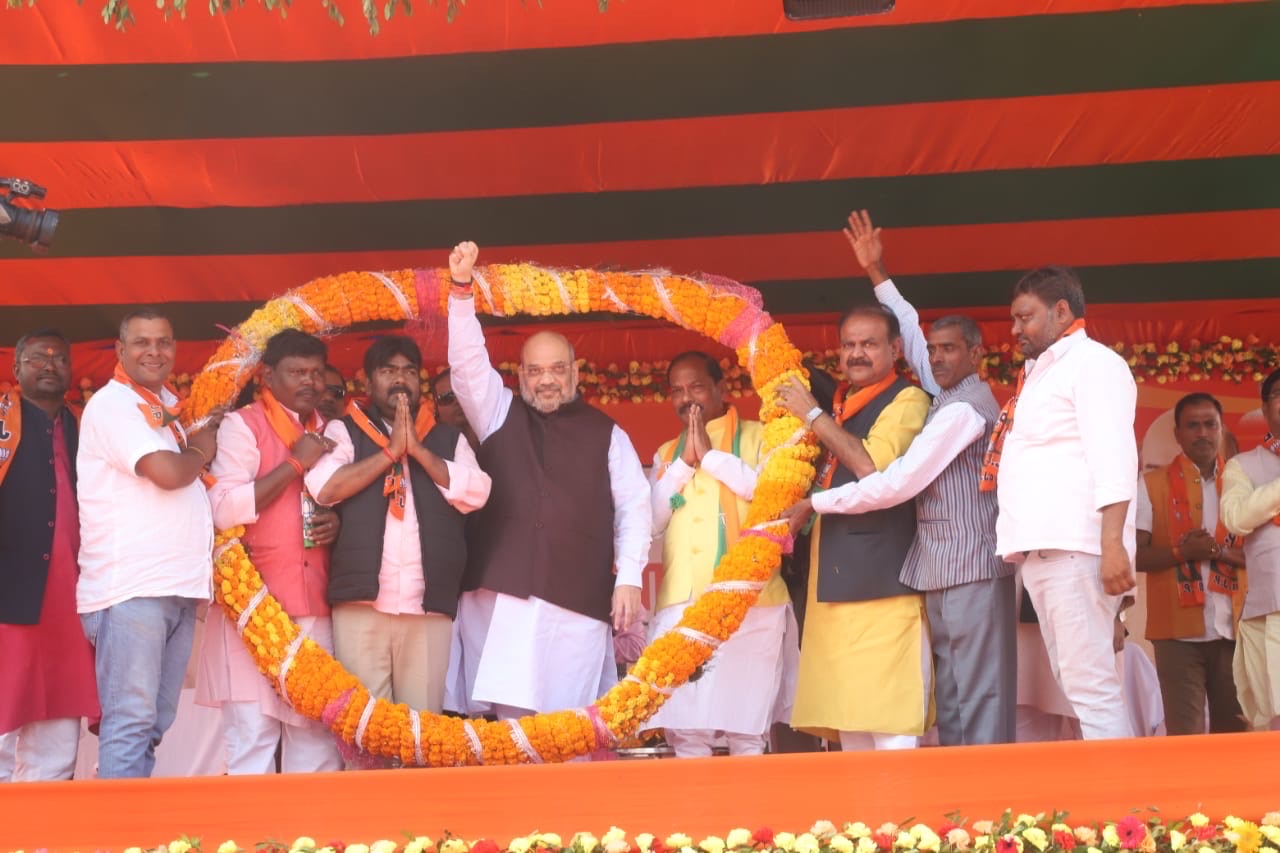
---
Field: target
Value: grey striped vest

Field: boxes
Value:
[899,373,1011,591]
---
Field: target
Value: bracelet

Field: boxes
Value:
[1172,545,1184,563]
[381,446,398,465]
[450,278,473,289]
[284,456,305,476]
[186,444,208,463]
[804,406,824,428]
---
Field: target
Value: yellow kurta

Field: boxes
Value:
[654,416,790,609]
[790,385,933,740]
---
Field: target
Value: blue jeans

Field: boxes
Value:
[80,596,198,778]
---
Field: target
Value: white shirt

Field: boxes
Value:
[994,329,1138,560]
[76,379,214,613]
[1135,474,1234,642]
[649,449,757,537]
[305,415,491,615]
[812,279,984,516]
[447,294,651,587]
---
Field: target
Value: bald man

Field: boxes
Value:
[443,243,651,721]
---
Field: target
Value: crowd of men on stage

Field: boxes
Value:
[2,214,1279,781]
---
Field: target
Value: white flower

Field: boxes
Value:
[845,825,871,841]
[218,843,241,853]
[605,841,631,853]
[510,838,533,853]
[441,840,469,853]
[636,834,655,853]
[795,834,821,853]
[1188,815,1209,829]
[856,837,878,853]
[1168,831,1186,852]
[1102,826,1121,848]
[1015,817,1039,830]
[292,839,318,853]
[973,836,991,851]
[699,837,726,853]
[371,841,399,853]
[575,834,601,853]
[603,829,629,846]
[347,845,372,853]
[667,835,693,850]
[811,822,838,840]
[405,838,432,853]
[727,830,753,849]
[540,835,564,849]
[169,841,192,853]
[946,830,971,852]
[894,832,916,850]
[1021,828,1048,852]
[680,846,697,853]
[123,848,144,853]
[774,832,797,852]
[831,836,855,853]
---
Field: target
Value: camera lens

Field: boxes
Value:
[1,205,59,249]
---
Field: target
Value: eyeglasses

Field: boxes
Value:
[435,391,457,405]
[324,384,346,398]
[522,362,571,380]
[20,354,70,369]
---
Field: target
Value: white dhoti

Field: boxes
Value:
[646,602,797,738]
[447,588,617,716]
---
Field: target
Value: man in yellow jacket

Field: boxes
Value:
[647,351,797,756]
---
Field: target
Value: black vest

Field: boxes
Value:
[466,395,617,622]
[816,377,921,603]
[327,413,469,619]
[0,400,77,625]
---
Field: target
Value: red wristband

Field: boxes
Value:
[381,446,398,464]
[284,456,305,476]
[1172,545,1184,563]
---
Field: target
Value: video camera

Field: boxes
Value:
[0,178,59,250]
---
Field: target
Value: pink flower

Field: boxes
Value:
[752,829,775,847]
[1117,817,1147,850]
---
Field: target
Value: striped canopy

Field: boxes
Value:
[2,0,1277,353]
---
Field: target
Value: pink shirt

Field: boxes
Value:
[306,418,490,615]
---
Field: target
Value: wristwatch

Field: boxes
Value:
[804,406,824,428]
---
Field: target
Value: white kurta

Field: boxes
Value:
[443,295,651,715]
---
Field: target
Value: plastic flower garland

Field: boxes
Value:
[186,265,821,766]
[41,810,1280,853]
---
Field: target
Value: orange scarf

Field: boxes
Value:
[816,372,899,489]
[1264,432,1280,527]
[259,387,324,450]
[0,388,21,489]
[658,405,743,549]
[979,318,1086,492]
[1166,453,1239,606]
[347,401,436,520]
[114,361,185,447]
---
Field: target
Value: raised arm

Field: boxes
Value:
[446,241,512,443]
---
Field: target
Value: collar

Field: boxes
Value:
[933,372,982,406]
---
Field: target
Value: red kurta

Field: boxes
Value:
[0,416,100,734]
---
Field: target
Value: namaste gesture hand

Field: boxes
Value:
[387,394,412,459]
[842,209,889,286]
[449,241,479,285]
[680,403,712,467]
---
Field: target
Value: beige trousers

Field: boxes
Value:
[331,604,453,713]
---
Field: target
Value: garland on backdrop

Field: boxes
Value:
[53,335,1280,410]
[19,810,1280,853]
[187,264,821,766]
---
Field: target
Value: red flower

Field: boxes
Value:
[939,823,959,837]
[874,833,896,851]
[327,844,347,853]
[652,840,670,853]
[473,841,501,853]
[1189,825,1218,842]
[1053,831,1075,849]
[1117,817,1147,849]
[995,837,1019,853]
[752,829,775,847]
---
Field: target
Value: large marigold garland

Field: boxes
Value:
[185,265,821,766]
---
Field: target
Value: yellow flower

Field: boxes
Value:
[371,842,399,853]
[1103,826,1121,848]
[845,824,872,840]
[895,832,917,850]
[347,846,371,853]
[441,840,469,853]
[169,841,192,853]
[667,835,693,849]
[1015,816,1039,829]
[1260,826,1280,845]
[1226,822,1262,853]
[831,836,855,853]
[1021,828,1048,851]
[575,834,601,853]
[1189,815,1210,829]
[973,823,995,837]
[1226,817,1245,831]
[124,848,144,853]
[292,839,318,852]
[974,836,991,851]
[218,843,241,853]
[511,838,533,853]
[1263,813,1280,828]
[775,833,797,852]
[541,835,564,849]
[796,834,821,853]
[406,839,434,853]
[699,837,726,853]
[1169,831,1186,851]
[636,835,655,853]
[603,829,629,846]
[856,839,878,853]
[911,825,940,853]
[726,830,753,849]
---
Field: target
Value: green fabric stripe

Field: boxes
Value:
[2,156,1276,260]
[3,3,1277,141]
[6,259,1276,343]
